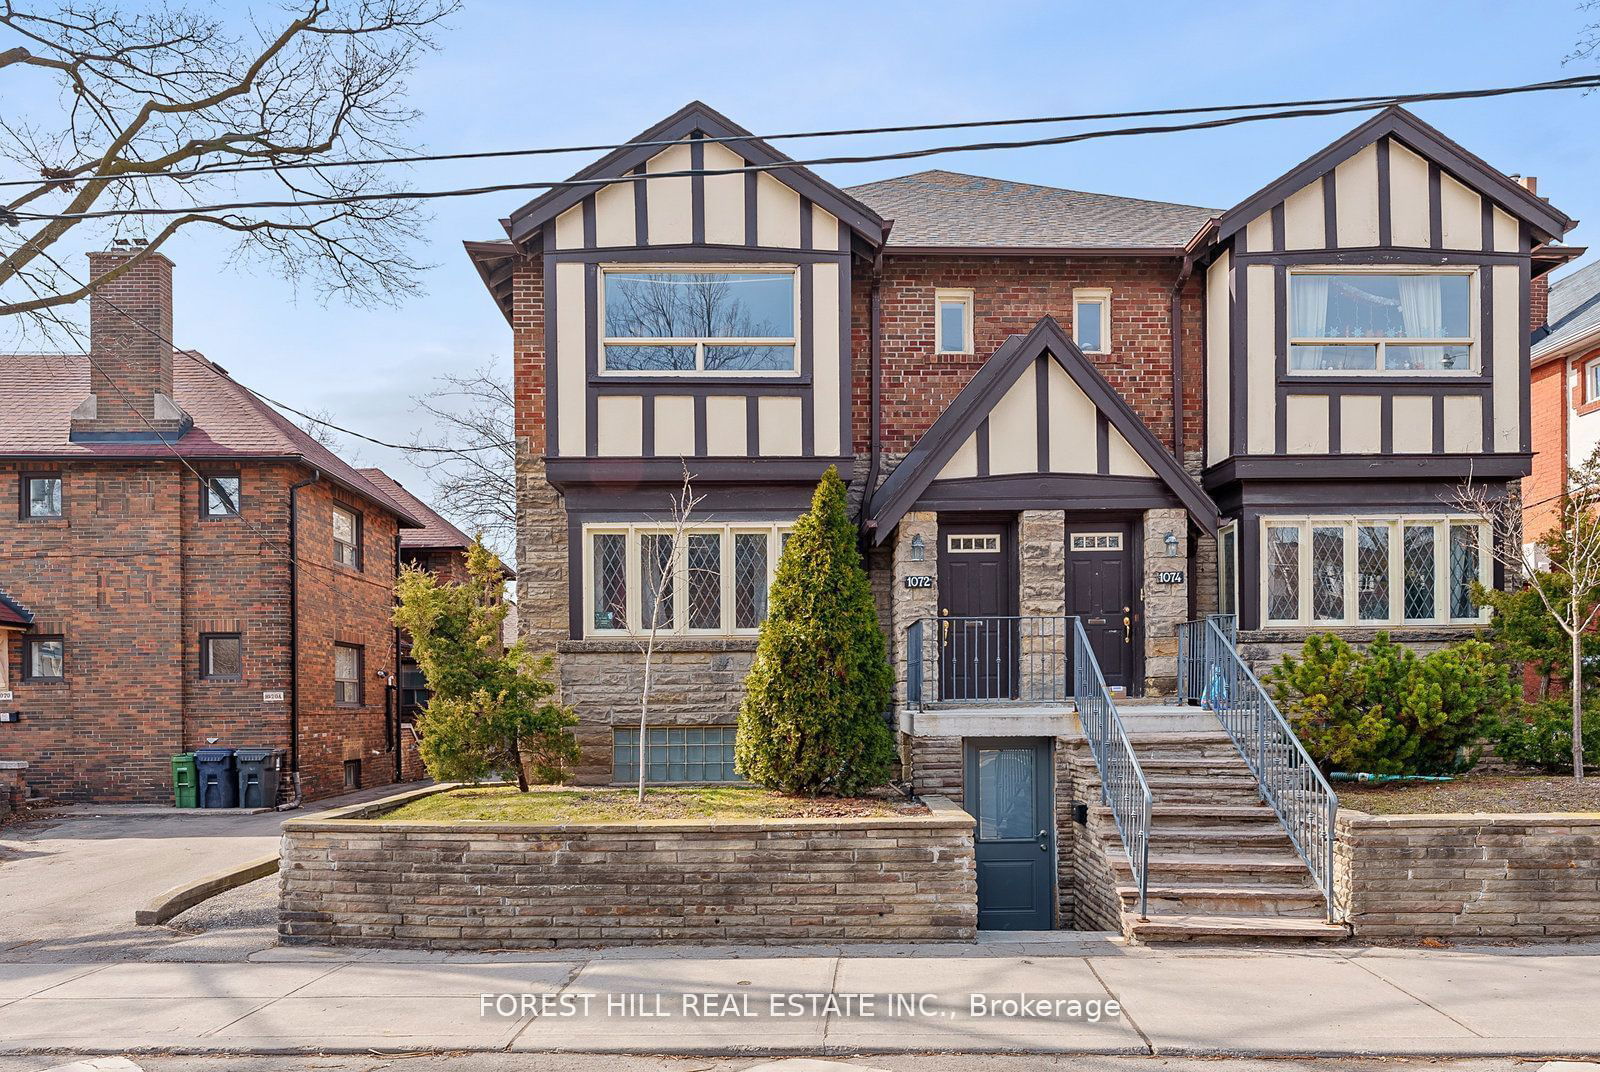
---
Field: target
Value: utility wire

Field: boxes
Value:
[9,74,1599,224]
[6,76,1590,191]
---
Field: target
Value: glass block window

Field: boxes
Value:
[640,533,675,630]
[1311,526,1345,622]
[586,524,790,635]
[1357,525,1390,621]
[1403,525,1436,620]
[1449,524,1481,620]
[734,532,769,629]
[686,533,722,630]
[1265,525,1301,622]
[592,533,627,631]
[614,726,739,784]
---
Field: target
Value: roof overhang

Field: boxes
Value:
[464,240,516,324]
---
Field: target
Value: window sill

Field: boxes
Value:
[1278,374,1486,388]
[1243,624,1485,644]
[561,637,759,655]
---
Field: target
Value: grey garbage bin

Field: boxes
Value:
[194,748,237,808]
[234,747,280,809]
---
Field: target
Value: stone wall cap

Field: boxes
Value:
[1339,807,1600,828]
[284,786,976,834]
[557,637,759,655]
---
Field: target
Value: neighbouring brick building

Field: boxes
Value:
[0,248,425,803]
[464,101,1577,933]
[1526,257,1600,544]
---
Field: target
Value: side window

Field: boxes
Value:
[23,635,65,682]
[21,474,62,519]
[332,504,361,569]
[334,643,363,706]
[200,633,242,680]
[934,289,973,355]
[1073,289,1111,354]
[1586,356,1600,404]
[201,474,241,518]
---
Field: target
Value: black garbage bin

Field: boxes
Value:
[234,747,281,809]
[194,748,237,809]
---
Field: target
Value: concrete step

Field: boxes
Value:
[1110,852,1313,885]
[1124,914,1350,943]
[1118,883,1328,918]
[1120,711,1225,734]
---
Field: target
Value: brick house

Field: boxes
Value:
[0,249,424,803]
[465,102,1577,933]
[1526,258,1600,543]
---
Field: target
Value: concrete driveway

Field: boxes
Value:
[0,783,427,962]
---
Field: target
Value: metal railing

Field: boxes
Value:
[1176,616,1339,921]
[905,615,1072,706]
[1177,613,1236,703]
[1071,615,1153,919]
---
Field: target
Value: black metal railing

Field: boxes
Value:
[904,615,1072,706]
[1175,615,1338,921]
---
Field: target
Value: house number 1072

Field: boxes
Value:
[904,575,934,589]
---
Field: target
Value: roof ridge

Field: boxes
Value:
[847,169,1219,213]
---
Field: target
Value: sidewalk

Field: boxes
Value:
[0,934,1596,1057]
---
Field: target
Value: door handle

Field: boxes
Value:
[1037,829,1049,853]
[1123,616,1132,643]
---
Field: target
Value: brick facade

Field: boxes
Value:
[1526,356,1568,543]
[280,787,977,948]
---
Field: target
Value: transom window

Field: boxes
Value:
[614,726,738,784]
[586,523,791,635]
[1289,271,1475,374]
[600,267,798,374]
[1071,532,1123,552]
[947,534,1001,553]
[1073,289,1111,355]
[1261,516,1488,627]
[935,288,973,355]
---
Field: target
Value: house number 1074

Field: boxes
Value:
[1156,570,1185,584]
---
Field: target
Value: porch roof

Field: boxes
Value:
[864,317,1219,542]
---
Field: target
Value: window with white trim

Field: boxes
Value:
[1288,270,1475,374]
[934,288,973,355]
[584,523,791,635]
[1260,516,1489,626]
[1071,532,1123,552]
[1217,522,1239,618]
[1072,289,1111,354]
[947,534,1000,553]
[1585,355,1600,403]
[600,267,798,374]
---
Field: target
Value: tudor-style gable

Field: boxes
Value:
[1202,106,1578,479]
[867,317,1217,540]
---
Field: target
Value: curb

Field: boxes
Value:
[134,853,280,926]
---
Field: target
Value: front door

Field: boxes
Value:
[937,518,1018,702]
[965,738,1054,930]
[1065,522,1137,692]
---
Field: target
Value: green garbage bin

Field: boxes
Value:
[171,753,198,809]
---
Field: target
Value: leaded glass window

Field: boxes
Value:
[686,533,722,630]
[1403,525,1436,620]
[1449,524,1480,619]
[1311,526,1345,622]
[588,525,789,636]
[1357,525,1390,621]
[640,533,675,630]
[734,532,769,629]
[1266,526,1301,621]
[592,533,627,631]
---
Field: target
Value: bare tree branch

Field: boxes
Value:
[407,365,517,559]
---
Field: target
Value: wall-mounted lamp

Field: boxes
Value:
[1163,532,1179,558]
[909,534,926,562]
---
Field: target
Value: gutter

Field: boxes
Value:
[283,469,321,809]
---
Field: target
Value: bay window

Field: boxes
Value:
[600,267,798,374]
[1216,522,1239,619]
[585,523,790,636]
[1261,517,1488,626]
[1288,271,1474,373]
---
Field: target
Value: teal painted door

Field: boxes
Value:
[965,738,1054,930]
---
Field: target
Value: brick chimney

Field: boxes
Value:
[1513,176,1552,334]
[69,246,189,441]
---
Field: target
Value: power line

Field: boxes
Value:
[8,74,1599,225]
[4,77,1578,192]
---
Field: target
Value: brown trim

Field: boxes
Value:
[800,255,815,456]
[584,262,599,456]
[581,195,597,249]
[1095,412,1109,476]
[1273,266,1287,453]
[544,252,559,457]
[545,455,853,492]
[693,395,708,456]
[917,474,1181,513]
[592,380,811,396]
[745,394,759,455]
[1431,394,1446,454]
[1321,173,1338,246]
[641,395,656,459]
[632,164,648,245]
[545,245,850,264]
[1520,239,1532,453]
[689,136,705,245]
[975,417,990,477]
[1231,248,1528,266]
[743,169,758,246]
[1375,137,1392,247]
[1482,261,1496,449]
[1203,452,1532,488]
[882,244,1188,258]
[1231,252,1247,455]
[1327,393,1342,454]
[1034,356,1050,473]
[1428,162,1444,250]
[1270,204,1286,253]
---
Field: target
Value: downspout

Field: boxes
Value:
[283,470,321,809]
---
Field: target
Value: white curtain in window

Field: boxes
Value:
[1396,275,1446,368]
[1292,276,1342,369]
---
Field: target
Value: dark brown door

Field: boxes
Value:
[937,518,1018,701]
[1065,522,1135,691]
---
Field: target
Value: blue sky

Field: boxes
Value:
[6,1,1599,529]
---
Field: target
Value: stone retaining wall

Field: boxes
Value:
[279,787,977,949]
[1335,810,1600,940]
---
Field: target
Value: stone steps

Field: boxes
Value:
[1119,882,1328,918]
[1106,824,1297,854]
[1093,803,1279,826]
[1109,852,1312,885]
[1125,914,1350,943]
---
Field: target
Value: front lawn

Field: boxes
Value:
[1340,775,1600,815]
[380,785,924,823]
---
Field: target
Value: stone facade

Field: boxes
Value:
[280,787,977,948]
[1335,809,1600,939]
[1236,627,1484,679]
[1141,508,1188,695]
[891,511,939,710]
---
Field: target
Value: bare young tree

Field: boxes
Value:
[407,365,515,558]
[1,0,457,343]
[597,467,703,803]
[1457,450,1600,780]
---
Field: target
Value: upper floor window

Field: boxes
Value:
[1585,355,1600,403]
[332,504,361,569]
[1073,289,1111,354]
[21,475,62,519]
[201,474,241,518]
[935,289,973,355]
[334,642,363,706]
[1289,271,1474,374]
[600,268,797,375]
[585,522,790,636]
[23,635,64,682]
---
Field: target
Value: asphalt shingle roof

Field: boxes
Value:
[0,352,421,526]
[357,468,471,551]
[1534,260,1600,361]
[845,169,1218,250]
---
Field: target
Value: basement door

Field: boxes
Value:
[965,738,1054,930]
[1065,522,1137,692]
